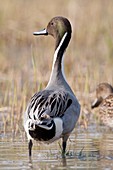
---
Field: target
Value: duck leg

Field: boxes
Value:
[62,141,66,154]
[62,135,70,156]
[28,139,33,157]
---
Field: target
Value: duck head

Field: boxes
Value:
[91,83,113,109]
[33,16,72,50]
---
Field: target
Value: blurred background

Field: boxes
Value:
[0,0,113,134]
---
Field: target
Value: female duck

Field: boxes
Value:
[24,16,80,157]
[91,82,113,127]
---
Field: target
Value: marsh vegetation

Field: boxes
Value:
[0,0,113,169]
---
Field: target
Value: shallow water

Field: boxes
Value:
[1,124,113,170]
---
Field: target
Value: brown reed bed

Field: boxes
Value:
[0,0,113,134]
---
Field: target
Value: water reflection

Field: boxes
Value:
[1,124,113,169]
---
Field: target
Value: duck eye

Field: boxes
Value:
[51,22,54,26]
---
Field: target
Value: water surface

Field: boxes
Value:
[1,124,113,169]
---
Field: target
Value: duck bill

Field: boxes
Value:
[33,28,48,36]
[91,98,101,109]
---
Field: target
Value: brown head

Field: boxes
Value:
[33,16,72,50]
[91,83,113,109]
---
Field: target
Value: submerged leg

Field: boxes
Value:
[28,139,33,157]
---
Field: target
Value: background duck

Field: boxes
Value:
[24,16,80,157]
[91,82,113,127]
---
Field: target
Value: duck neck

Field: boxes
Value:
[47,32,71,88]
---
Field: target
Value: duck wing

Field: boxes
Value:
[27,89,72,120]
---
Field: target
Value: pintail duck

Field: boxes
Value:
[24,16,80,157]
[91,83,113,127]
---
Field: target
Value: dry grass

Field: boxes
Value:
[0,0,113,134]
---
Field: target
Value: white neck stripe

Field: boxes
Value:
[46,32,68,88]
[53,32,68,69]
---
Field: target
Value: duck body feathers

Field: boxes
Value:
[99,94,113,127]
[24,89,80,143]
[91,83,113,128]
[28,90,72,119]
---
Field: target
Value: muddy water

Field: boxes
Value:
[1,124,113,170]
